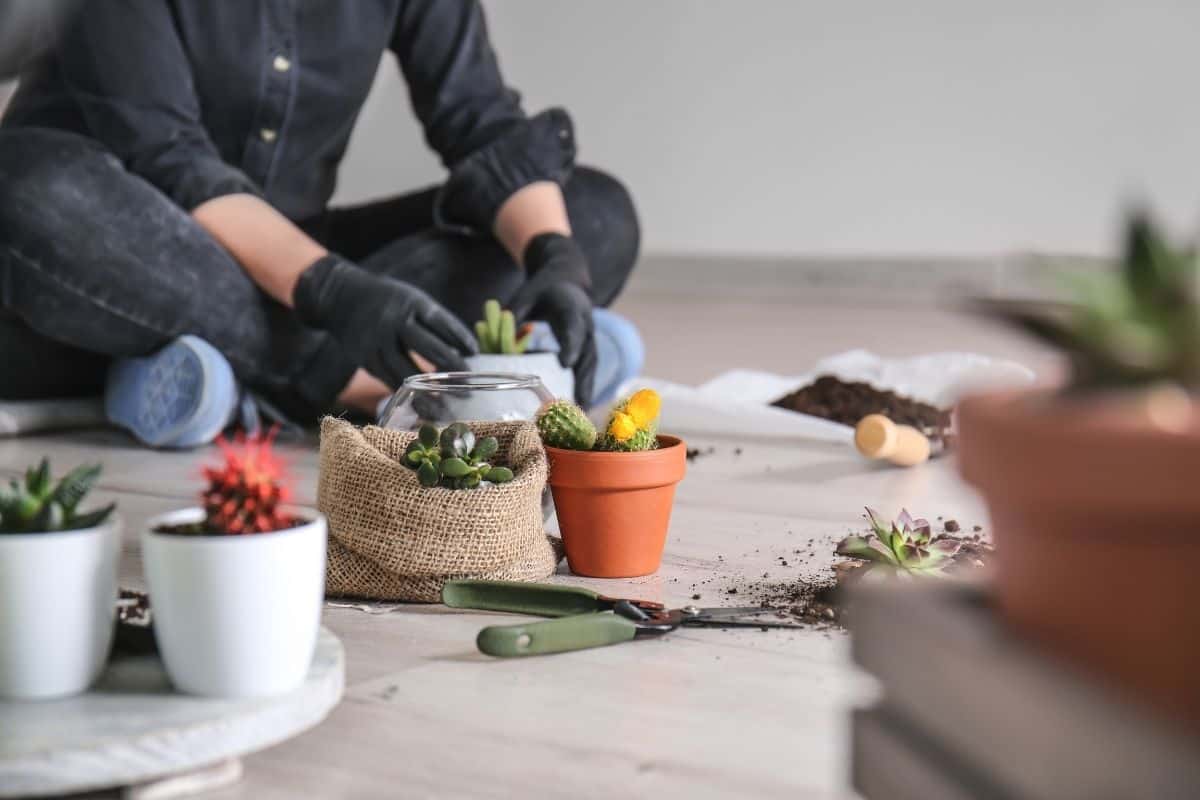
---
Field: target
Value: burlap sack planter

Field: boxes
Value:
[318,417,560,602]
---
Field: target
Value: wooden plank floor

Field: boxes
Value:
[0,293,1051,799]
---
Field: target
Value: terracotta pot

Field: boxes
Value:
[546,435,687,578]
[957,390,1200,730]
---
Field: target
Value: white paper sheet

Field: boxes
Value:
[617,349,1035,442]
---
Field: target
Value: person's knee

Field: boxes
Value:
[0,127,113,185]
[0,128,118,235]
[564,166,641,303]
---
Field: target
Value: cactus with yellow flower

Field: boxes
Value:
[536,388,662,452]
[537,386,683,578]
[597,388,661,451]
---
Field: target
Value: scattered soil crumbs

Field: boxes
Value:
[686,446,742,461]
[940,536,994,573]
[771,375,953,443]
[114,588,157,655]
[741,575,845,629]
[117,588,150,627]
[719,519,994,631]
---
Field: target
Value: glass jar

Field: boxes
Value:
[377,372,554,431]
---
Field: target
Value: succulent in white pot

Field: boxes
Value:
[465,299,574,401]
[142,434,325,698]
[0,460,119,699]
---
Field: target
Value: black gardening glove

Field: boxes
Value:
[509,233,597,406]
[293,254,477,387]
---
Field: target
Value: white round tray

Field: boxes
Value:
[0,627,344,798]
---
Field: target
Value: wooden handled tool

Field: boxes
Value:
[854,414,931,467]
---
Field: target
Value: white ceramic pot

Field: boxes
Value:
[141,508,327,698]
[0,518,121,699]
[465,352,574,402]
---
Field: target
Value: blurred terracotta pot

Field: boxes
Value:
[546,436,686,578]
[957,390,1200,730]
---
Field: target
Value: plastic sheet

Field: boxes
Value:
[617,349,1036,442]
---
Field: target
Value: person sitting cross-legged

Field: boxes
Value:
[0,0,642,447]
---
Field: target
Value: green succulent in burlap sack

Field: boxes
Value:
[318,417,560,602]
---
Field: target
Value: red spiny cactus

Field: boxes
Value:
[201,429,297,534]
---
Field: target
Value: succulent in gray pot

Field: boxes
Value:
[465,299,574,401]
[958,211,1200,731]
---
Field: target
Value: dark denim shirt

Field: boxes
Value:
[2,0,576,230]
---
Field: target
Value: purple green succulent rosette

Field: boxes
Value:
[836,507,962,576]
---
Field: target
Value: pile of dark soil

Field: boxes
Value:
[154,519,304,536]
[771,375,953,443]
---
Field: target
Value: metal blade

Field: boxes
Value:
[678,605,811,629]
[687,606,777,620]
[684,617,809,630]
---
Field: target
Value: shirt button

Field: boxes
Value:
[272,55,292,73]
[260,128,277,143]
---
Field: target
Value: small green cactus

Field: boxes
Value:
[0,459,115,533]
[597,427,657,452]
[403,423,514,489]
[475,299,533,355]
[536,400,598,451]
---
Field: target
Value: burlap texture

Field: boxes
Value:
[318,417,560,602]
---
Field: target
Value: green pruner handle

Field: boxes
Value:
[476,613,638,657]
[442,579,603,618]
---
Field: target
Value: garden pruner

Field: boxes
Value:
[441,579,805,658]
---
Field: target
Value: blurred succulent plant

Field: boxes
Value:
[0,459,114,533]
[979,212,1200,391]
[404,423,514,489]
[836,507,961,576]
[475,299,534,355]
[201,430,296,534]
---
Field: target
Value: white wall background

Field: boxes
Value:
[2,2,1195,258]
[275,3,1200,257]
[4,2,1194,258]
[2,0,1190,256]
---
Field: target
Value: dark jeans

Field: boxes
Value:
[0,128,639,421]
